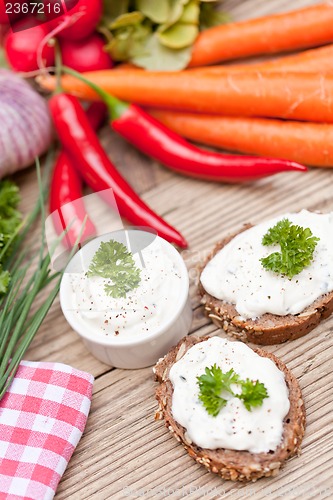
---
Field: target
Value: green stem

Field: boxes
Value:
[0,275,62,399]
[62,66,129,121]
[54,40,63,95]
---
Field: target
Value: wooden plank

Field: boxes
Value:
[10,0,333,498]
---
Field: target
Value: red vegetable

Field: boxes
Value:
[49,93,187,248]
[50,102,106,249]
[5,18,55,72]
[0,23,8,44]
[61,69,307,183]
[54,0,103,41]
[60,33,113,73]
[0,0,23,23]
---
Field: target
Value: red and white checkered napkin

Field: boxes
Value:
[0,361,94,500]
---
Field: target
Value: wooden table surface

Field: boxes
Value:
[15,0,333,498]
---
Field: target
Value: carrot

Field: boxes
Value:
[37,70,333,123]
[188,44,333,75]
[189,3,333,67]
[149,109,333,167]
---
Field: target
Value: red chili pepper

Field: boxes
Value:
[50,102,106,248]
[62,68,307,183]
[49,93,187,248]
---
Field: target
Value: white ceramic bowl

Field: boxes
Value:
[60,230,192,369]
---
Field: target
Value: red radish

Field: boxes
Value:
[53,0,103,41]
[0,2,9,24]
[0,23,8,43]
[0,0,23,24]
[4,18,55,72]
[60,34,113,72]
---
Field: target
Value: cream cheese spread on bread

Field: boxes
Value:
[200,210,333,319]
[169,337,290,454]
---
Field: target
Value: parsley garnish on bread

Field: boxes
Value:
[260,218,319,278]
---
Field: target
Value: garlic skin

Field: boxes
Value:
[0,69,52,177]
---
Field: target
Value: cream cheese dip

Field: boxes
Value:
[61,234,183,340]
[169,337,290,454]
[60,230,192,369]
[200,210,333,319]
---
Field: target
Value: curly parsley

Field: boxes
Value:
[260,218,319,279]
[197,364,268,417]
[87,240,141,299]
[0,180,21,294]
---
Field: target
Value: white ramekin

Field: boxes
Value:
[60,230,192,369]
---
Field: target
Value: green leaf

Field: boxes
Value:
[200,2,230,30]
[87,240,141,299]
[198,392,227,417]
[197,365,240,417]
[166,0,185,27]
[260,218,319,279]
[136,0,170,23]
[102,0,130,23]
[105,21,152,61]
[131,32,193,70]
[179,0,200,24]
[0,268,10,294]
[109,11,144,30]
[0,180,21,292]
[197,364,268,417]
[158,23,198,49]
[236,379,269,412]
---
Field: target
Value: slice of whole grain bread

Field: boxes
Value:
[199,225,333,345]
[154,335,306,482]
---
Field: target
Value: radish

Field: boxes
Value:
[0,0,23,24]
[0,23,8,44]
[60,33,113,72]
[4,18,55,72]
[53,0,103,41]
[0,2,9,24]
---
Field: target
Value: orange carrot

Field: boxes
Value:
[149,109,333,167]
[188,44,333,74]
[189,3,333,67]
[38,70,333,123]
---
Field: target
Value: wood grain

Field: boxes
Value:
[14,0,333,498]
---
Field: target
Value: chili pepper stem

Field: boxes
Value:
[62,66,128,121]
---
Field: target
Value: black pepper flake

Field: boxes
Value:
[115,330,119,336]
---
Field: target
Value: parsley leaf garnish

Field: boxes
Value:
[87,240,141,299]
[260,218,319,279]
[197,365,268,417]
[236,379,268,412]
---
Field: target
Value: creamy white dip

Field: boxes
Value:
[62,237,183,339]
[169,337,290,453]
[200,210,333,319]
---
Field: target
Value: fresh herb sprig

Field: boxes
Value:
[0,155,73,400]
[260,218,319,279]
[197,364,268,417]
[87,240,141,298]
[0,180,22,294]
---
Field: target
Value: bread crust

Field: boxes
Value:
[154,335,306,482]
[199,225,333,345]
